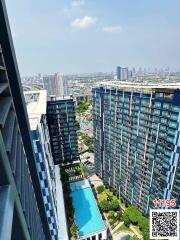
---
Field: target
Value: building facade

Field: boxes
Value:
[116,66,129,81]
[43,73,64,97]
[25,90,59,240]
[92,82,180,215]
[47,96,79,165]
[0,0,51,238]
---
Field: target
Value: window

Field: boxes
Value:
[98,233,102,240]
[92,236,96,240]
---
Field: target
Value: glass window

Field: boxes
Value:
[92,236,96,240]
[98,233,102,240]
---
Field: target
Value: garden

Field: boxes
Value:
[81,133,94,153]
[95,185,149,240]
[76,100,91,114]
[60,163,89,239]
[96,185,124,230]
[123,206,149,240]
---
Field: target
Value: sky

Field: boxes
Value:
[5,0,180,76]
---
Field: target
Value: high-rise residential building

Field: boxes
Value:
[116,66,128,81]
[116,66,121,80]
[43,73,64,97]
[92,82,180,215]
[47,96,79,165]
[0,1,51,239]
[121,67,128,81]
[24,90,59,240]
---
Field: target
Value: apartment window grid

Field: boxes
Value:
[92,87,180,215]
[47,99,79,165]
[33,139,58,240]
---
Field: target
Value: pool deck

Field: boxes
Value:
[70,179,106,238]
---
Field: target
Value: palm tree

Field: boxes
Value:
[70,223,79,240]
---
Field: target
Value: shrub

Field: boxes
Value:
[127,235,139,240]
[96,185,105,194]
[70,223,78,239]
[138,217,149,240]
[123,212,131,227]
[108,210,115,219]
[109,199,119,211]
[98,200,109,212]
[115,211,123,221]
[107,195,113,201]
[125,201,129,208]
[125,206,142,225]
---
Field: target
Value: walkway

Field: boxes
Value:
[130,225,143,239]
[111,221,124,234]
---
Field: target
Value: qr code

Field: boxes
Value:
[150,209,179,239]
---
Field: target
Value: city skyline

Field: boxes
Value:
[6,0,180,75]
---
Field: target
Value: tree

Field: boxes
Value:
[138,217,149,240]
[115,211,123,221]
[60,169,69,182]
[98,200,109,212]
[108,210,115,219]
[76,121,80,130]
[70,223,79,239]
[96,185,105,194]
[127,235,139,240]
[88,144,94,153]
[123,212,131,227]
[125,201,129,208]
[109,199,119,211]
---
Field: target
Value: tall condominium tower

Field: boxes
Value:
[43,73,64,97]
[92,82,180,215]
[24,90,59,240]
[116,66,128,81]
[116,66,121,80]
[47,96,79,165]
[0,1,51,239]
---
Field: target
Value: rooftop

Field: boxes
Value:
[70,179,106,237]
[98,81,180,90]
[24,90,47,130]
[48,95,74,102]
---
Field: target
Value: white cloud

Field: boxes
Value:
[71,0,85,7]
[71,16,97,29]
[102,25,123,33]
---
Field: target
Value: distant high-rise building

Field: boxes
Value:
[25,90,59,240]
[47,96,79,165]
[0,1,51,238]
[43,73,64,97]
[116,66,128,81]
[92,82,180,215]
[116,66,121,80]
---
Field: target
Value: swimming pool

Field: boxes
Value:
[71,180,106,237]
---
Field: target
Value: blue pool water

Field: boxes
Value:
[71,180,106,237]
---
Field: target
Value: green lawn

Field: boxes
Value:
[114,224,133,234]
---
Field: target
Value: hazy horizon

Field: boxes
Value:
[6,0,180,76]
